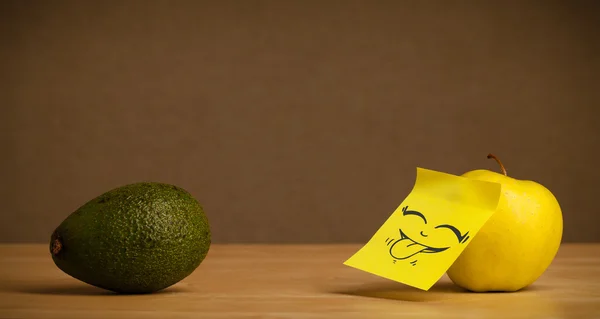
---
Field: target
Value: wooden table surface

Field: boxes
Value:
[1,244,599,319]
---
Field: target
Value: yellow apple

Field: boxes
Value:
[447,154,563,292]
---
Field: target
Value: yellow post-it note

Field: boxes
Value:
[343,167,502,291]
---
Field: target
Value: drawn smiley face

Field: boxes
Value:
[386,206,470,261]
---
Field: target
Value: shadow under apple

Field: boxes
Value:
[331,281,468,302]
[331,280,549,302]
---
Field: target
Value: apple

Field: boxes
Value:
[446,154,563,292]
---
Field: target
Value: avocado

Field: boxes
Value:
[49,182,211,294]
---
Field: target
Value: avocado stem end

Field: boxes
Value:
[51,238,62,256]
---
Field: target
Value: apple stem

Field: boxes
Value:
[487,153,507,176]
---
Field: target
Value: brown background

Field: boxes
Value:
[1,1,598,243]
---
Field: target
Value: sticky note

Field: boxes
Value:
[343,167,502,291]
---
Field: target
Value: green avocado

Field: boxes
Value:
[49,182,211,294]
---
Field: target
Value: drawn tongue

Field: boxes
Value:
[395,238,428,258]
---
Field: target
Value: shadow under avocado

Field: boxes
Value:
[331,281,544,302]
[9,282,188,296]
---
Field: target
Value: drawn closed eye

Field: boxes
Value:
[402,206,427,224]
[435,224,470,243]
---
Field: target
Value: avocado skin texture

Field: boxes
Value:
[50,182,211,294]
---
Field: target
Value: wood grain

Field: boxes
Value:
[1,244,599,318]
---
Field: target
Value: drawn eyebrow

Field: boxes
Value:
[401,206,427,224]
[435,224,470,243]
